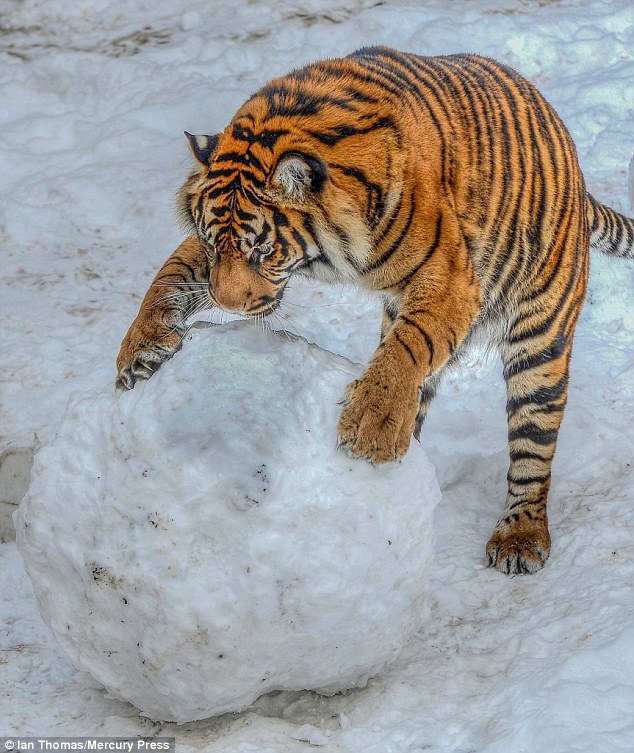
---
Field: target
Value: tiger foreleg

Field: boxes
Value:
[380,301,447,442]
[338,230,482,464]
[337,340,426,464]
[337,323,469,463]
[116,235,209,390]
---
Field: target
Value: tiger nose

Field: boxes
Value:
[209,285,254,314]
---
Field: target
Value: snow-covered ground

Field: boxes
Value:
[1,0,633,750]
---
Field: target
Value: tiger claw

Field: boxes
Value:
[486,519,551,575]
[115,368,135,392]
[116,361,153,391]
[115,354,158,391]
[115,326,183,392]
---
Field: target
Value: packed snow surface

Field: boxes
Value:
[15,324,440,723]
[2,0,634,750]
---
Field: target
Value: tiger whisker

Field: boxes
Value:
[187,293,214,319]
[262,304,295,342]
[151,292,196,309]
[163,292,214,338]
[281,301,359,311]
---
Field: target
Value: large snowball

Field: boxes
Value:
[15,322,440,723]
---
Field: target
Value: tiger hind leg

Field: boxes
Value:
[486,322,577,574]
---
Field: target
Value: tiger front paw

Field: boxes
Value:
[115,320,183,391]
[337,369,420,465]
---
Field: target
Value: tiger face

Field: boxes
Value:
[179,134,316,315]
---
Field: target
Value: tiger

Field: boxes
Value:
[116,46,634,575]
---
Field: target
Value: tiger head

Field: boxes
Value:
[177,85,398,316]
[177,131,324,316]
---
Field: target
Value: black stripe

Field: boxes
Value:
[503,333,567,380]
[214,151,265,174]
[363,196,416,272]
[465,61,518,278]
[613,211,625,250]
[208,167,241,179]
[509,449,550,463]
[322,212,361,272]
[273,228,289,256]
[506,374,568,415]
[241,184,271,206]
[208,205,229,218]
[507,497,546,510]
[400,316,434,366]
[524,86,575,278]
[234,113,255,125]
[254,220,272,246]
[291,228,308,256]
[308,116,398,146]
[342,84,379,104]
[383,298,398,320]
[389,213,443,288]
[262,86,360,118]
[232,124,290,149]
[235,205,257,222]
[273,207,289,228]
[507,258,579,343]
[205,176,239,199]
[169,256,199,281]
[348,46,387,59]
[340,61,405,100]
[432,58,487,197]
[302,61,384,107]
[301,214,332,266]
[507,473,551,486]
[331,163,386,229]
[394,331,418,365]
[369,53,452,184]
[588,195,601,233]
[194,192,206,223]
[159,271,190,285]
[360,56,449,169]
[447,326,458,353]
[508,423,559,446]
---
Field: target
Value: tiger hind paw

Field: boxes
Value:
[486,516,551,575]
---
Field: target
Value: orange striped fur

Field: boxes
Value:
[117,47,634,574]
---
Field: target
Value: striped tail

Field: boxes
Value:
[587,193,634,258]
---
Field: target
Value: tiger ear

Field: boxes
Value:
[271,152,326,202]
[184,132,220,166]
